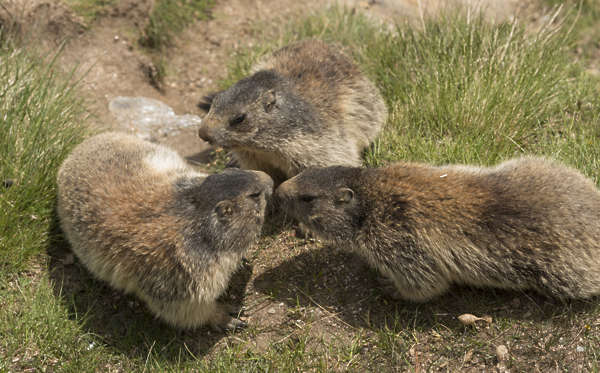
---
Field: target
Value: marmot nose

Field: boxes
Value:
[198,126,214,144]
[274,180,295,203]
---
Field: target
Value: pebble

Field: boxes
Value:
[496,345,509,361]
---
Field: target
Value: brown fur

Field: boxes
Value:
[276,157,600,301]
[57,132,273,329]
[197,39,387,185]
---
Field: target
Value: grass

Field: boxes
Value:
[2,3,600,372]
[541,0,600,66]
[0,42,92,370]
[140,0,215,51]
[0,45,88,274]
[138,0,215,89]
[63,0,116,24]
[0,274,116,372]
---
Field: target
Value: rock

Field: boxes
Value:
[496,345,509,362]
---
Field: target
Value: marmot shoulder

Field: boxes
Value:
[57,132,273,329]
[276,157,600,301]
[197,39,387,184]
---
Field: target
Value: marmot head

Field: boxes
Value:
[275,166,365,243]
[198,70,317,150]
[178,168,273,252]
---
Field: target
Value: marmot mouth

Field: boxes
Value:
[305,216,333,241]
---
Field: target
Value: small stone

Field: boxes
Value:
[267,307,276,314]
[409,346,416,356]
[496,345,509,362]
[463,349,474,362]
[458,313,479,325]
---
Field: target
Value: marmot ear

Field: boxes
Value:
[215,200,235,222]
[262,89,276,113]
[336,187,354,204]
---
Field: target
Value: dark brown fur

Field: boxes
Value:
[57,132,273,329]
[276,157,600,301]
[198,39,387,185]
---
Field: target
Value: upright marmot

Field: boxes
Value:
[276,157,600,301]
[57,132,273,329]
[197,39,387,184]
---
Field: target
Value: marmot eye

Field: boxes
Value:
[299,195,316,203]
[229,113,246,126]
[248,191,262,199]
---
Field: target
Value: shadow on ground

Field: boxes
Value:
[45,208,252,362]
[253,245,599,332]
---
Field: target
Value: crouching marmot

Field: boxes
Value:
[276,157,600,301]
[197,39,387,184]
[57,132,273,329]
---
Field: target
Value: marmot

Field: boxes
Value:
[57,132,273,329]
[197,39,387,185]
[275,157,600,301]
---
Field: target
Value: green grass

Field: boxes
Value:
[542,0,600,65]
[0,45,88,274]
[63,0,116,24]
[138,0,215,88]
[0,275,119,372]
[140,0,215,51]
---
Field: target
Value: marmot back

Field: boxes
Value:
[276,157,600,301]
[57,132,273,329]
[197,39,387,184]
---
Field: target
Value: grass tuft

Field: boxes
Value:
[0,275,119,372]
[140,0,214,51]
[63,0,116,24]
[0,46,88,274]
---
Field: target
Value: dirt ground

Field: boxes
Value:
[5,0,579,368]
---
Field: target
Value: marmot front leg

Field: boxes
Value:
[209,302,247,332]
